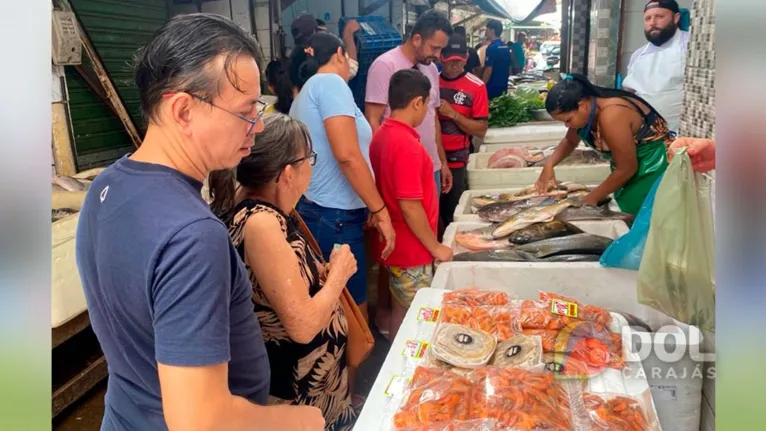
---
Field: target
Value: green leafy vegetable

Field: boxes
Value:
[513,84,541,102]
[489,94,532,128]
[524,98,545,113]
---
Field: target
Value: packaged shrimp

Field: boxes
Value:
[582,392,661,431]
[539,291,613,328]
[541,352,599,379]
[430,324,497,369]
[392,367,473,430]
[519,300,609,334]
[442,288,510,306]
[468,367,585,430]
[522,329,613,370]
[441,304,519,340]
[491,334,544,370]
[397,419,497,431]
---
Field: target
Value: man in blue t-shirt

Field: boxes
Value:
[481,19,512,100]
[75,13,325,431]
[510,31,528,75]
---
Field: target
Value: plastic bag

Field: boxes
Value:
[393,367,473,429]
[539,292,613,328]
[600,173,664,270]
[468,367,587,430]
[491,335,544,370]
[518,300,608,334]
[398,419,497,431]
[582,392,661,431]
[431,324,497,369]
[637,149,716,332]
[441,304,519,341]
[442,288,510,306]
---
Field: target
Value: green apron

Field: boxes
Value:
[577,99,669,216]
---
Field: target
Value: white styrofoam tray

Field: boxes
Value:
[355,288,663,431]
[442,220,630,256]
[52,212,87,328]
[431,264,707,431]
[452,187,622,222]
[483,122,567,144]
[466,153,611,190]
[478,139,563,153]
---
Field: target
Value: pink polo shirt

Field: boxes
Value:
[365,46,442,172]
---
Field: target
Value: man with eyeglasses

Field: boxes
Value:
[75,13,325,431]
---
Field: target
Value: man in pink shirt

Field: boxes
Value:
[365,10,454,196]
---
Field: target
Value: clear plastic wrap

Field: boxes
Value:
[442,288,510,306]
[430,324,497,369]
[397,419,497,431]
[491,335,544,370]
[392,367,473,430]
[467,367,589,430]
[522,329,615,371]
[441,304,519,341]
[582,391,662,431]
[541,352,596,379]
[538,292,613,328]
[519,300,608,334]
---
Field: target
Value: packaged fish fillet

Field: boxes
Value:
[468,367,589,430]
[491,334,544,370]
[430,324,497,369]
[582,392,661,431]
[392,367,473,430]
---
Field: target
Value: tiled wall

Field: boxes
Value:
[678,0,716,139]
[587,0,622,87]
[567,0,590,75]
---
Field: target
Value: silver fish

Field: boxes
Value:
[514,233,613,259]
[453,249,538,262]
[492,199,577,239]
[478,197,558,223]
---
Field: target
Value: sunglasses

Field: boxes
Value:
[163,92,269,135]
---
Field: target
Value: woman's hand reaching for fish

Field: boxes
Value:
[668,137,715,173]
[535,165,558,195]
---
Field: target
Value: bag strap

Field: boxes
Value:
[291,210,326,264]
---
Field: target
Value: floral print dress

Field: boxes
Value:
[228,199,356,431]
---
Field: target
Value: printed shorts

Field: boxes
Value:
[387,264,434,308]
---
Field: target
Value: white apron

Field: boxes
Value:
[623,30,687,131]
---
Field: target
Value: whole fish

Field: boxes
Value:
[556,205,635,226]
[492,199,577,239]
[559,182,590,193]
[498,189,568,202]
[53,175,87,192]
[471,195,500,209]
[566,191,614,207]
[542,254,601,262]
[477,197,557,223]
[508,220,584,245]
[455,225,512,251]
[514,233,613,259]
[453,249,538,262]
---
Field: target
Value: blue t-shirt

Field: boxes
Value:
[290,73,373,210]
[511,41,526,71]
[485,39,512,99]
[76,156,270,430]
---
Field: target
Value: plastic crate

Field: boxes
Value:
[339,16,402,110]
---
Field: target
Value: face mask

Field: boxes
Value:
[349,58,359,79]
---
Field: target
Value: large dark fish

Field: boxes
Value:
[508,220,583,245]
[453,249,538,262]
[514,233,614,259]
[542,254,601,262]
[477,197,557,223]
[555,205,635,226]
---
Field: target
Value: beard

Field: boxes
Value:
[645,22,678,46]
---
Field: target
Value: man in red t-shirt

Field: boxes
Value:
[437,34,490,226]
[370,69,454,338]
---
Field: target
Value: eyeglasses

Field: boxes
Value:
[163,92,269,135]
[275,150,317,182]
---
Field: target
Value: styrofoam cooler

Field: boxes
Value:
[452,187,622,222]
[442,220,629,256]
[478,139,562,154]
[52,213,87,328]
[482,123,567,145]
[431,263,707,431]
[466,153,611,190]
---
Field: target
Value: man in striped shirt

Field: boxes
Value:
[437,34,490,226]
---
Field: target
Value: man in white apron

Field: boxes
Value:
[623,0,689,131]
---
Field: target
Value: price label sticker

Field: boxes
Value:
[551,299,578,318]
[416,307,441,323]
[402,340,430,359]
[384,375,410,397]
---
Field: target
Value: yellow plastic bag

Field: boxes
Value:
[637,149,715,332]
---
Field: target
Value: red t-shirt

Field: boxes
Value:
[438,72,490,168]
[370,118,438,267]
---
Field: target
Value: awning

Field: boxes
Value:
[470,0,556,24]
[470,0,513,20]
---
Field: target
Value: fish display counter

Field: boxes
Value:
[355,287,665,431]
[477,122,568,152]
[466,152,611,190]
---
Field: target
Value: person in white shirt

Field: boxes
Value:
[623,0,689,131]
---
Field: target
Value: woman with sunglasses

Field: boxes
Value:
[209,114,358,430]
[289,32,395,321]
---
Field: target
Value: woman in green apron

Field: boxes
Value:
[535,73,672,215]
